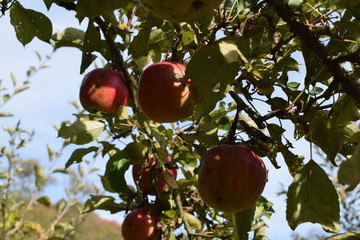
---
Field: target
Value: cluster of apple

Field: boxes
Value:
[79,61,268,239]
[122,155,177,240]
[79,62,195,122]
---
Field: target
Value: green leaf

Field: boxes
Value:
[80,52,97,74]
[286,160,340,233]
[184,212,202,231]
[338,144,360,191]
[322,232,360,240]
[129,15,162,59]
[10,2,52,45]
[2,94,10,103]
[330,95,360,124]
[186,39,240,119]
[287,82,300,91]
[287,0,304,8]
[83,195,124,213]
[308,111,344,165]
[52,27,85,50]
[301,41,332,85]
[106,157,130,193]
[36,196,51,207]
[58,120,105,145]
[76,0,124,21]
[254,196,274,220]
[65,146,98,169]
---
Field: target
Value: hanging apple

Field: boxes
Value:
[198,144,268,213]
[121,207,160,240]
[132,155,178,195]
[137,62,198,123]
[79,68,130,114]
[139,0,224,23]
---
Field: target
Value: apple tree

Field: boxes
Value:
[2,0,360,239]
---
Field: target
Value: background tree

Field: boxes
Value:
[1,0,360,239]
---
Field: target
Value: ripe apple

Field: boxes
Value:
[79,68,130,114]
[139,0,224,23]
[198,144,267,213]
[121,207,159,240]
[132,156,178,195]
[137,62,198,123]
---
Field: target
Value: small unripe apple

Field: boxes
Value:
[198,144,267,213]
[121,207,159,240]
[133,156,178,195]
[137,62,197,123]
[79,68,130,114]
[139,0,224,23]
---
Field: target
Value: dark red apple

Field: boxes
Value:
[132,155,178,195]
[79,68,130,114]
[121,207,159,240]
[198,144,267,213]
[137,62,198,123]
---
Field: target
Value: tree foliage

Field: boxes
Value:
[2,0,360,239]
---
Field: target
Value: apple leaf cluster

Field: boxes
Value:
[3,0,360,239]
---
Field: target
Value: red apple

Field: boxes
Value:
[121,207,159,240]
[198,144,267,213]
[79,68,130,114]
[132,156,178,195]
[137,62,198,123]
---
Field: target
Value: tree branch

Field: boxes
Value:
[265,0,360,107]
[94,17,133,89]
[229,91,266,129]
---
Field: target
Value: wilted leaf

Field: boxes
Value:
[10,2,52,45]
[58,120,105,145]
[34,164,46,189]
[162,170,179,189]
[338,144,360,191]
[286,160,340,233]
[0,112,13,117]
[184,212,202,231]
[47,145,55,161]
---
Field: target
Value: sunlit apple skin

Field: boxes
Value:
[137,62,196,123]
[121,208,159,240]
[139,0,224,23]
[198,144,267,213]
[79,68,130,114]
[132,156,178,195]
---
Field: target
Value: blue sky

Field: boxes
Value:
[0,1,335,239]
